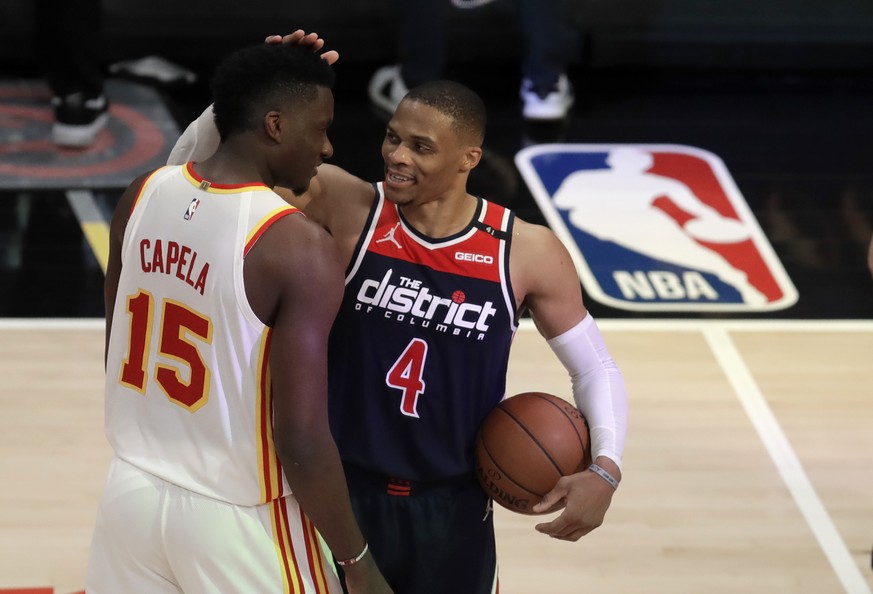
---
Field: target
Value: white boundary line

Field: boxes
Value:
[2,317,873,333]
[517,318,873,333]
[703,327,871,594]
[0,318,104,330]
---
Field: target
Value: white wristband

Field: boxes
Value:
[336,542,369,567]
[588,463,619,490]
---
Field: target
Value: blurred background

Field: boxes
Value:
[1,0,872,319]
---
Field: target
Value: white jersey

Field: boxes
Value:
[105,163,297,506]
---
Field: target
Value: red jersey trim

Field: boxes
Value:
[183,162,271,193]
[257,330,284,502]
[271,498,304,593]
[301,511,331,593]
[244,207,300,257]
[129,166,168,217]
[367,195,508,283]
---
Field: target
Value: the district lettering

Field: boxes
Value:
[139,238,210,295]
[357,269,496,331]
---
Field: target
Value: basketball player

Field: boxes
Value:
[88,40,391,593]
[170,76,627,593]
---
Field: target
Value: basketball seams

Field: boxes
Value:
[478,434,549,498]
[495,406,566,479]
[529,393,589,464]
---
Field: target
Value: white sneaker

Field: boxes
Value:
[51,92,110,148]
[368,65,409,114]
[109,55,198,85]
[520,74,575,120]
[451,0,498,8]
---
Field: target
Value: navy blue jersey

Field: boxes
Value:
[328,184,518,481]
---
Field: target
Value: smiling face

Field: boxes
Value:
[272,86,335,195]
[380,99,480,207]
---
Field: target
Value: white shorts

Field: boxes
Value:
[86,455,342,593]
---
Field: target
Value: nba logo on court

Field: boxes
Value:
[515,144,798,312]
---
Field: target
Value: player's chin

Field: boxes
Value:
[283,182,309,197]
[383,185,414,206]
[282,174,316,197]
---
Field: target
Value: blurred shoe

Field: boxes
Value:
[451,0,498,7]
[520,74,574,121]
[51,92,109,148]
[368,65,409,114]
[109,55,198,86]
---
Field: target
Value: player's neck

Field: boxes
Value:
[400,192,478,239]
[196,142,272,187]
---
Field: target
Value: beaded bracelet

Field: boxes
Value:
[588,463,619,490]
[336,542,369,567]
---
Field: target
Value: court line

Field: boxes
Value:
[703,326,871,594]
[66,189,110,273]
[0,318,103,330]
[2,318,873,332]
[519,318,873,333]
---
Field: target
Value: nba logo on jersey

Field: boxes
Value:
[183,198,201,221]
[515,144,798,312]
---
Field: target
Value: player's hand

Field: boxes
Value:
[264,30,339,65]
[532,460,619,541]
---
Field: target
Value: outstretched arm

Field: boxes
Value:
[511,220,628,541]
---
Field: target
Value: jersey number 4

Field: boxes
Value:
[119,290,213,412]
[386,338,428,418]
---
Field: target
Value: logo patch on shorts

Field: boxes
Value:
[515,144,797,312]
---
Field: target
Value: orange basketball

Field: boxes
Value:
[475,392,592,515]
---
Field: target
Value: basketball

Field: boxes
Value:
[474,391,592,515]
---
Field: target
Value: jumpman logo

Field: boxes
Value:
[375,222,403,249]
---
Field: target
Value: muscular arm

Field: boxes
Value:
[511,220,628,540]
[104,172,152,365]
[292,164,376,267]
[244,215,378,575]
[245,217,358,550]
[512,219,587,338]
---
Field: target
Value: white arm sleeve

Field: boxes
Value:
[547,314,627,469]
[166,103,221,166]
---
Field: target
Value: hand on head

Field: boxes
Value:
[265,30,339,65]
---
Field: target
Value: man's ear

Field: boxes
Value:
[460,146,483,172]
[264,110,282,143]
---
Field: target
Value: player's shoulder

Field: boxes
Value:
[510,216,577,288]
[512,216,566,254]
[112,168,165,227]
[265,206,334,250]
[261,209,341,273]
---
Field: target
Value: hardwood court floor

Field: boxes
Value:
[1,320,871,593]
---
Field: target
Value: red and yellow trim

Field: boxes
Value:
[182,162,271,193]
[256,330,284,503]
[301,511,331,593]
[244,206,300,257]
[129,166,169,216]
[271,498,304,593]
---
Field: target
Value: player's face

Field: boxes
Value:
[381,100,471,207]
[274,87,335,195]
